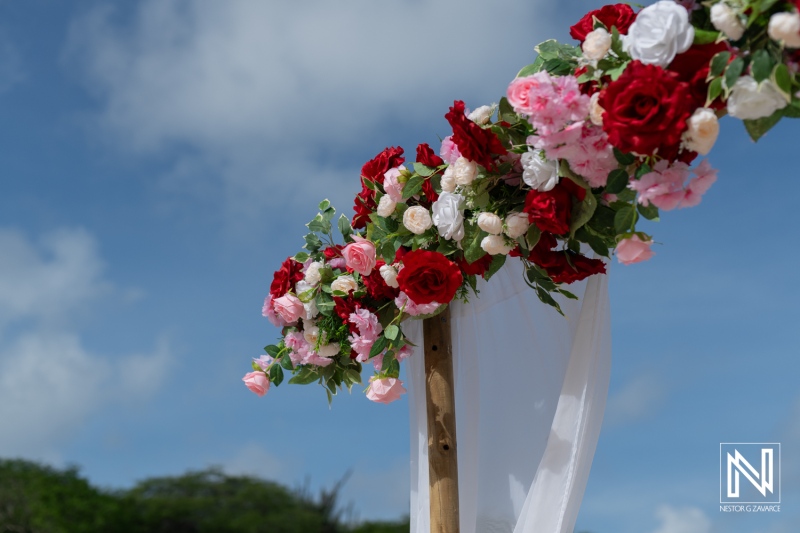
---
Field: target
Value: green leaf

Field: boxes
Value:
[307,215,331,234]
[751,50,773,83]
[605,61,629,81]
[280,355,294,371]
[634,163,652,180]
[516,56,545,78]
[413,163,436,177]
[463,222,488,264]
[498,97,517,122]
[724,57,745,91]
[710,51,731,78]
[484,254,507,281]
[337,214,353,240]
[693,28,721,45]
[370,335,388,358]
[636,202,660,221]
[265,345,281,357]
[543,58,574,76]
[570,193,597,236]
[525,224,541,250]
[536,286,564,316]
[361,178,375,191]
[402,176,426,200]
[344,369,362,386]
[743,108,784,141]
[614,205,637,234]
[381,240,398,263]
[304,233,322,253]
[288,368,319,385]
[384,324,399,341]
[294,251,309,263]
[436,238,458,256]
[605,169,629,194]
[706,77,723,107]
[269,365,284,387]
[613,148,635,166]
[575,227,610,257]
[535,39,580,61]
[772,63,793,101]
[318,199,331,211]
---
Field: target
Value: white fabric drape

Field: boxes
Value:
[406,259,611,533]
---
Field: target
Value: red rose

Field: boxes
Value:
[569,4,637,42]
[668,42,730,109]
[396,250,463,305]
[444,100,507,171]
[456,254,494,277]
[574,66,608,96]
[333,296,361,328]
[523,183,574,236]
[546,252,607,284]
[416,143,444,168]
[599,61,693,160]
[353,147,405,229]
[362,260,400,301]
[323,244,344,262]
[269,257,305,298]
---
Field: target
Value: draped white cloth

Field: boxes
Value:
[405,259,611,533]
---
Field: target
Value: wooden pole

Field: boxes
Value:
[423,306,460,533]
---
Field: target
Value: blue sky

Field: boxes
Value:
[0,1,797,532]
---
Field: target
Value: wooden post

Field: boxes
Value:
[423,306,460,532]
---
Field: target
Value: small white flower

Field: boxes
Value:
[681,108,719,155]
[379,264,399,288]
[521,150,559,191]
[477,212,503,235]
[504,212,530,239]
[452,157,478,186]
[431,192,466,241]
[403,206,433,235]
[377,195,397,217]
[625,0,694,67]
[768,12,800,48]
[331,274,358,294]
[468,105,493,125]
[589,92,605,127]
[440,166,457,192]
[304,261,324,286]
[480,235,514,255]
[582,28,612,61]
[710,3,745,41]
[727,76,788,120]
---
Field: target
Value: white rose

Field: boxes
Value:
[481,235,514,256]
[303,299,319,320]
[295,279,315,299]
[377,195,397,217]
[440,166,457,192]
[316,342,341,358]
[331,274,358,294]
[521,150,559,191]
[431,192,466,241]
[727,76,788,120]
[582,28,612,61]
[768,12,800,48]
[379,264,399,288]
[625,0,694,67]
[504,212,530,239]
[403,206,433,235]
[303,325,321,346]
[681,108,719,155]
[304,261,323,286]
[477,212,503,235]
[710,3,745,41]
[452,157,478,186]
[468,105,493,125]
[589,92,605,126]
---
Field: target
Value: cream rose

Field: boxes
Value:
[504,212,530,239]
[589,92,605,126]
[768,12,800,48]
[304,261,323,286]
[377,195,397,217]
[403,206,433,235]
[477,212,503,235]
[480,235,514,255]
[583,28,611,61]
[624,0,694,67]
[379,264,399,288]
[468,105,493,125]
[710,3,745,41]
[440,166,457,193]
[452,157,478,186]
[727,76,788,120]
[681,108,719,155]
[331,274,358,294]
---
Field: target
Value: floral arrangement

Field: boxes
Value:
[243,0,800,404]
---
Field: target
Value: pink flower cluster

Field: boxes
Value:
[530,121,617,188]
[507,72,589,135]
[630,159,717,211]
[440,135,461,164]
[349,308,383,367]
[366,376,407,404]
[395,291,440,317]
[285,331,333,368]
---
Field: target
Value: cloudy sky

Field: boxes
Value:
[1,1,798,532]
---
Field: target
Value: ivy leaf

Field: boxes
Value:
[724,57,745,92]
[525,224,541,251]
[337,214,353,241]
[772,63,793,101]
[605,168,629,194]
[569,193,597,236]
[344,369,362,386]
[706,77,723,107]
[516,56,545,77]
[384,325,399,341]
[413,163,436,177]
[294,251,309,263]
[709,51,731,78]
[484,254,507,281]
[304,233,322,253]
[743,108,784,142]
[463,222,488,264]
[498,97,517,122]
[751,49,773,83]
[693,28,721,45]
[318,199,331,211]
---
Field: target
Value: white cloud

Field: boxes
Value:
[604,373,667,427]
[650,505,711,533]
[221,441,286,481]
[64,0,557,220]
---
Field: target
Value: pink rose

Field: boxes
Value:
[439,135,462,164]
[383,167,405,203]
[507,75,540,116]
[242,371,269,397]
[262,295,286,327]
[343,235,377,276]
[253,355,273,371]
[616,235,655,265]
[273,293,305,324]
[366,376,407,404]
